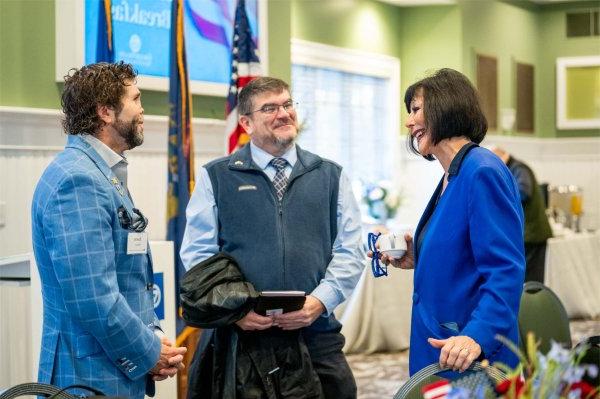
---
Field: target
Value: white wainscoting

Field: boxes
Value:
[393,134,600,233]
[0,106,226,257]
[1,106,599,257]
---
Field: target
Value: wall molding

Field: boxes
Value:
[483,134,600,161]
[0,106,227,156]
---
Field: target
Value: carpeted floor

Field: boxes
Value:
[347,318,600,398]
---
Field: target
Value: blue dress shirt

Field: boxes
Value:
[180,142,365,315]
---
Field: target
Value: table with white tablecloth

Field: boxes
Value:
[337,231,600,355]
[544,231,600,318]
[336,262,414,354]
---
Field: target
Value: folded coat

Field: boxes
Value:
[180,252,324,399]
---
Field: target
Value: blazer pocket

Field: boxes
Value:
[440,321,460,334]
[415,305,459,339]
[75,333,103,358]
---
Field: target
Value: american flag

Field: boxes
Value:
[226,0,261,154]
[422,380,452,399]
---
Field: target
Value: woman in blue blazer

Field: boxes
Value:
[382,69,525,375]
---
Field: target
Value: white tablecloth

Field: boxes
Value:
[545,231,600,318]
[337,231,600,355]
[336,262,414,354]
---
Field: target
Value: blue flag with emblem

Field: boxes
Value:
[96,0,114,62]
[167,0,195,338]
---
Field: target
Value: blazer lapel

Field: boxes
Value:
[66,135,136,213]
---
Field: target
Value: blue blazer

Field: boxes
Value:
[31,135,161,398]
[409,146,525,375]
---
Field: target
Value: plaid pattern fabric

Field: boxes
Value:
[31,135,161,398]
[270,157,289,201]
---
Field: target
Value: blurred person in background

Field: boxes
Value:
[491,147,553,283]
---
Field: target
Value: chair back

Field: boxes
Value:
[519,281,571,354]
[0,383,106,398]
[393,362,506,399]
[0,383,76,398]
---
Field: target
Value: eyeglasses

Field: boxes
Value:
[245,100,297,116]
[368,232,388,278]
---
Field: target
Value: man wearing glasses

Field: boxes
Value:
[181,77,364,398]
[31,62,186,398]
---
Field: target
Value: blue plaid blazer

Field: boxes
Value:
[31,135,162,398]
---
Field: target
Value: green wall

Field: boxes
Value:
[1,0,598,137]
[459,0,599,137]
[291,0,464,132]
[268,0,292,84]
[291,0,403,58]
[538,2,600,137]
[291,0,406,129]
[0,0,59,109]
[460,0,539,135]
[399,5,462,103]
[0,0,290,120]
[291,0,599,138]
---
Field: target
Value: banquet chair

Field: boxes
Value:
[0,383,107,398]
[393,361,506,399]
[518,281,571,354]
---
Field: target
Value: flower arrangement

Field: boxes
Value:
[422,333,599,399]
[362,181,402,222]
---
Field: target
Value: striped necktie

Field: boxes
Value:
[270,157,289,201]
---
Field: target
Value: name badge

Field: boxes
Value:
[127,232,148,255]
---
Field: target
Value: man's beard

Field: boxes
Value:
[114,115,143,150]
[269,118,297,150]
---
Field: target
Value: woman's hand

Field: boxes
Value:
[428,335,482,372]
[367,234,415,269]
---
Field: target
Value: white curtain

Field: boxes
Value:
[292,65,395,184]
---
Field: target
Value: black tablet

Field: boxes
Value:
[254,291,306,316]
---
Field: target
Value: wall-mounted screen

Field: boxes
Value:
[56,0,267,96]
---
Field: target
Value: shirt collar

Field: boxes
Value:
[250,141,297,171]
[82,134,127,169]
[447,142,478,180]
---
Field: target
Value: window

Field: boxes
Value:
[291,40,400,185]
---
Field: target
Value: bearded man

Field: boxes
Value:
[31,62,186,398]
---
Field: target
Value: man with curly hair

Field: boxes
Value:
[31,61,186,398]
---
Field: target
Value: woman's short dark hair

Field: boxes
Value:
[61,61,137,136]
[404,68,487,159]
[238,77,290,116]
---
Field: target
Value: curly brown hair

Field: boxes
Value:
[61,61,137,136]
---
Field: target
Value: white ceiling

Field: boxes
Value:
[376,0,456,6]
[377,0,583,6]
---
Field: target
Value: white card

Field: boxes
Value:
[127,232,148,255]
[266,308,283,316]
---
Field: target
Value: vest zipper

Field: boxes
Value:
[260,169,287,288]
[278,201,286,287]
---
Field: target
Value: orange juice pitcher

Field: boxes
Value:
[570,193,583,216]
